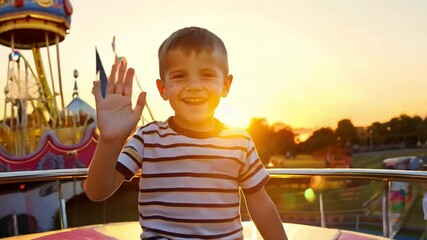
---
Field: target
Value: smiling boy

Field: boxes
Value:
[86,26,287,240]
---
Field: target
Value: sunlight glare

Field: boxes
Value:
[216,105,250,129]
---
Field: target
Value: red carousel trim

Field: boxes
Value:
[14,0,24,7]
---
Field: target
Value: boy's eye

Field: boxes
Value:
[201,72,217,78]
[171,74,184,80]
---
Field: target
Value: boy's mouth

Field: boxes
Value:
[181,97,207,105]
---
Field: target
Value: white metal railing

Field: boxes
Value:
[2,168,426,183]
[1,168,427,238]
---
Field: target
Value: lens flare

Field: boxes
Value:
[304,188,316,203]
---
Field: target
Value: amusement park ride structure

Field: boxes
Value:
[0,2,424,239]
[0,0,98,171]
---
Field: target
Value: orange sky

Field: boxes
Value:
[0,0,426,131]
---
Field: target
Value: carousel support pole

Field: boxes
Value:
[16,52,22,153]
[2,99,6,124]
[12,105,18,154]
[55,35,65,111]
[10,31,14,58]
[45,33,58,112]
[4,41,12,123]
[10,33,15,132]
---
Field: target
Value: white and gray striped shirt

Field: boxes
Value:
[117,117,270,240]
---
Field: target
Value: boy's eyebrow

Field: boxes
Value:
[200,67,217,71]
[168,69,185,75]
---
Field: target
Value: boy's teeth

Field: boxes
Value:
[184,98,204,103]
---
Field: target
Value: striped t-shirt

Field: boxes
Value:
[116,117,270,240]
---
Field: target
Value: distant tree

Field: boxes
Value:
[413,116,424,145]
[386,117,401,144]
[400,114,418,147]
[271,126,297,157]
[335,119,358,147]
[301,127,336,154]
[370,121,387,147]
[422,117,427,143]
[247,118,274,164]
[366,114,427,149]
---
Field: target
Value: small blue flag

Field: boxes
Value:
[95,48,107,98]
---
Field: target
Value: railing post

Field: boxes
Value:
[382,179,390,238]
[355,215,359,230]
[57,180,68,229]
[319,192,326,228]
[12,212,18,236]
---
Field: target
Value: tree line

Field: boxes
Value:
[246,114,427,165]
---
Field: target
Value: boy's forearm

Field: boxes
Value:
[85,137,126,201]
[245,188,288,240]
[252,200,287,240]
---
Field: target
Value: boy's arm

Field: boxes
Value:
[85,60,146,201]
[244,187,288,240]
[85,137,126,201]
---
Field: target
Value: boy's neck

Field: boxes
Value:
[168,117,224,139]
[172,116,217,132]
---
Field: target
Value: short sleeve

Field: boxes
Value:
[116,131,144,181]
[238,135,270,194]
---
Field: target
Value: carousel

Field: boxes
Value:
[0,0,98,172]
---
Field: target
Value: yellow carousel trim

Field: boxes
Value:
[0,11,70,25]
[36,0,54,8]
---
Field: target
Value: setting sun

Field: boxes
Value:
[216,104,250,129]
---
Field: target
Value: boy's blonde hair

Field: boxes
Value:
[158,26,229,79]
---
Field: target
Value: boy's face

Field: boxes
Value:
[156,48,233,130]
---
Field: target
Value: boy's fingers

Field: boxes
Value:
[106,63,117,94]
[115,60,127,94]
[122,68,135,96]
[92,81,102,107]
[133,91,146,117]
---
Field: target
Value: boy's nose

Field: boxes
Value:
[185,84,203,92]
[185,76,203,91]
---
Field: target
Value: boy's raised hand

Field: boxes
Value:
[92,59,146,142]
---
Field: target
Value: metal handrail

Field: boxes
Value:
[1,167,426,239]
[0,168,88,184]
[1,168,427,184]
[268,168,427,182]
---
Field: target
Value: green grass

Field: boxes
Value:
[281,155,325,168]
[277,148,427,169]
[352,148,427,169]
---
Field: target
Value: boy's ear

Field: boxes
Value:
[221,74,233,97]
[156,79,168,100]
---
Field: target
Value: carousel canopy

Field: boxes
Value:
[0,0,73,49]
